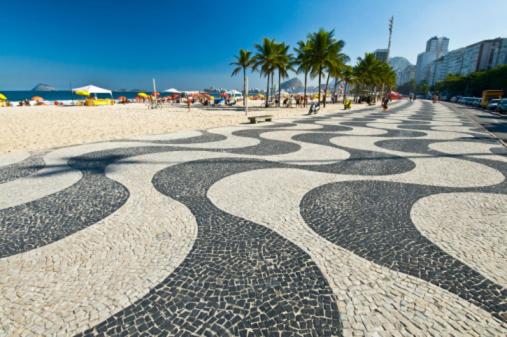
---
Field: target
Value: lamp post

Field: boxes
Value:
[387,16,394,61]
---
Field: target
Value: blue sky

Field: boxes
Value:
[1,0,506,90]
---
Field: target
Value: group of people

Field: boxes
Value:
[279,95,308,108]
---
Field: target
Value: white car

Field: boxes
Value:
[487,99,501,110]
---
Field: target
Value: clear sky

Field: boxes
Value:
[1,0,506,90]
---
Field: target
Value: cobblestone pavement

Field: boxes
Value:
[1,101,506,337]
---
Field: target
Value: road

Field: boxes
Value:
[444,102,507,143]
[0,100,506,337]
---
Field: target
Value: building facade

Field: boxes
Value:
[492,38,507,66]
[373,49,389,62]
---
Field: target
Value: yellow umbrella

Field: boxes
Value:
[32,96,44,102]
[137,92,149,98]
[0,93,6,101]
[75,90,90,97]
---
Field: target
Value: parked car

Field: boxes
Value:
[450,96,458,103]
[472,97,482,107]
[487,99,501,110]
[497,99,507,113]
[462,97,473,105]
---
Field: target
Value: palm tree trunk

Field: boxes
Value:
[265,73,270,107]
[324,72,331,107]
[270,73,274,104]
[303,71,308,108]
[318,66,322,104]
[333,77,338,99]
[278,70,281,108]
[343,81,348,102]
[243,68,246,107]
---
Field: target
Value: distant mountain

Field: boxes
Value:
[32,83,56,91]
[389,57,412,72]
[389,57,414,86]
[280,78,303,91]
[116,88,144,92]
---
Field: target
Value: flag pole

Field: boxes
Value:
[152,77,157,109]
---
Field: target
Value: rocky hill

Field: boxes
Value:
[280,78,303,91]
[32,83,56,91]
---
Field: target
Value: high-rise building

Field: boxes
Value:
[426,36,449,57]
[427,37,507,85]
[416,51,437,83]
[373,49,389,62]
[415,36,449,83]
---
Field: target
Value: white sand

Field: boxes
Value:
[0,101,365,154]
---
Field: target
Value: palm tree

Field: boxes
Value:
[294,39,312,107]
[230,49,253,107]
[307,29,342,106]
[274,42,294,107]
[354,53,396,101]
[378,61,396,93]
[252,38,277,107]
[323,44,349,107]
[354,53,379,98]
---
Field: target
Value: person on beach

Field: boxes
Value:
[343,98,352,110]
[187,97,192,111]
[382,96,389,111]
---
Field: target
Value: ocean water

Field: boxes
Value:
[0,91,146,102]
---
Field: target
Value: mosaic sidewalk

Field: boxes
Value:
[1,101,506,337]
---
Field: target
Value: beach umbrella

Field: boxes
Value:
[32,96,44,102]
[0,93,6,101]
[165,88,180,94]
[137,92,149,98]
[75,90,90,97]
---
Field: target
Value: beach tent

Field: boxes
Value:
[389,91,402,100]
[165,88,181,94]
[72,85,113,97]
[226,89,242,95]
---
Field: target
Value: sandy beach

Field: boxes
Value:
[0,101,364,154]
